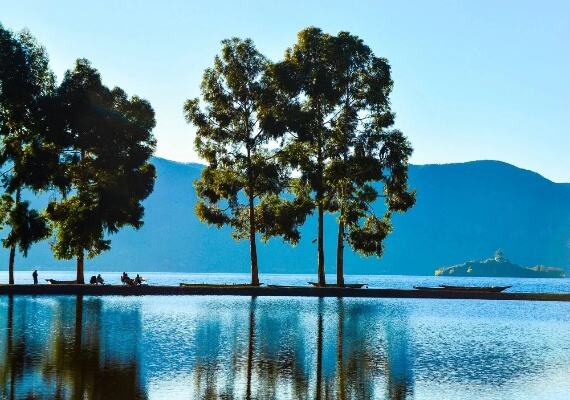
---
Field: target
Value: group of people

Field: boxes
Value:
[29,270,145,285]
[89,274,105,285]
[121,272,145,286]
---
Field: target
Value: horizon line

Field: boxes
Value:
[151,155,569,185]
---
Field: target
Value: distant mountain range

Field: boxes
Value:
[1,157,569,276]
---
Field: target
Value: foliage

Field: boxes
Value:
[47,59,156,267]
[269,28,415,284]
[0,25,55,282]
[1,194,50,256]
[185,38,310,284]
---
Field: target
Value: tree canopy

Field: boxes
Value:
[268,27,415,285]
[0,25,54,283]
[47,59,156,283]
[185,38,310,285]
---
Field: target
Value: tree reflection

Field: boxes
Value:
[315,297,324,400]
[245,296,256,400]
[0,295,146,399]
[184,297,415,399]
[1,296,549,399]
[382,305,414,400]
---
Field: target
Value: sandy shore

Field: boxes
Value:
[0,284,569,301]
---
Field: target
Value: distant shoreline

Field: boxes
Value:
[1,284,569,302]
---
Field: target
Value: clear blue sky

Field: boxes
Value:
[2,0,569,182]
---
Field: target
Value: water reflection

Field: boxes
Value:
[0,295,146,399]
[1,296,569,399]
[173,297,415,399]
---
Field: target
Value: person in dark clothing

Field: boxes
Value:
[96,274,105,285]
[32,270,38,285]
[90,275,97,284]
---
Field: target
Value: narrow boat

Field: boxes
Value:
[179,283,261,288]
[308,282,368,289]
[413,285,511,293]
[45,279,78,285]
[267,284,299,288]
[439,285,511,292]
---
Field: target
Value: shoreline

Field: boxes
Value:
[0,284,569,301]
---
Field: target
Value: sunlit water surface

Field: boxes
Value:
[1,290,569,399]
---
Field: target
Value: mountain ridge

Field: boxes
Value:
[1,157,568,276]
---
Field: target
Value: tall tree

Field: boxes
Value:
[47,59,156,284]
[0,26,54,283]
[272,28,415,286]
[271,27,342,286]
[185,38,309,286]
[326,32,415,286]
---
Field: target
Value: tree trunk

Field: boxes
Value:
[8,188,21,285]
[76,251,85,284]
[317,203,326,286]
[8,245,15,285]
[315,110,326,287]
[336,219,344,287]
[249,195,260,286]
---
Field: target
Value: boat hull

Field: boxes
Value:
[45,279,78,285]
[414,285,511,293]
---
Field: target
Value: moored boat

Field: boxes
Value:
[45,279,78,285]
[413,285,511,292]
[439,285,511,292]
[179,282,261,288]
[308,282,368,289]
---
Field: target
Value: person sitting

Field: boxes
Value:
[135,274,142,285]
[96,274,105,285]
[121,272,136,286]
[89,275,97,285]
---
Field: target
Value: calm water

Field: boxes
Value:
[1,289,570,399]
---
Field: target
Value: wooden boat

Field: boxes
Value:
[308,282,368,289]
[413,285,511,293]
[267,284,299,288]
[439,285,511,292]
[179,283,262,288]
[45,279,77,285]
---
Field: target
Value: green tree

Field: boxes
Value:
[1,193,50,271]
[270,27,342,286]
[184,38,309,286]
[326,32,415,286]
[272,28,415,286]
[47,59,156,284]
[0,26,54,283]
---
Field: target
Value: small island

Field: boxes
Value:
[435,250,566,278]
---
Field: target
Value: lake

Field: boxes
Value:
[1,274,570,399]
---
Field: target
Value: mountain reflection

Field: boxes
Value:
[0,295,146,400]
